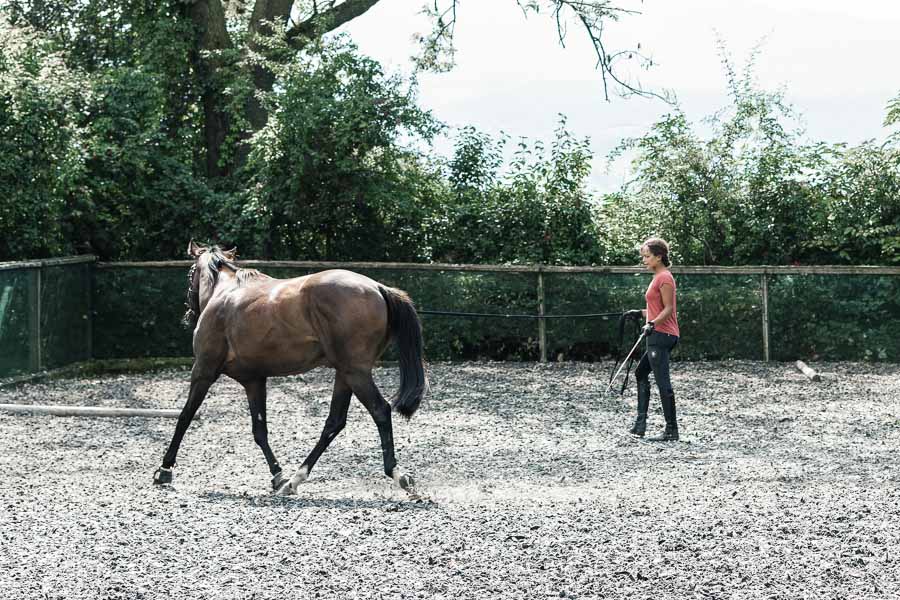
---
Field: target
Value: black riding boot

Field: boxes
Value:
[648,390,679,441]
[629,379,651,437]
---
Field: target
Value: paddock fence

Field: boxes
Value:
[0,256,94,378]
[1,257,898,378]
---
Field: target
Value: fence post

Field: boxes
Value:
[537,269,547,362]
[28,266,42,372]
[86,262,94,361]
[761,273,770,362]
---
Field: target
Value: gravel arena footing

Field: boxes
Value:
[1,361,899,599]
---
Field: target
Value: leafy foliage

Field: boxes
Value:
[431,118,602,265]
[227,36,444,260]
[66,67,218,259]
[2,5,900,271]
[885,91,900,129]
[602,51,900,267]
[605,52,815,265]
[0,4,216,261]
[0,21,81,259]
[811,142,900,264]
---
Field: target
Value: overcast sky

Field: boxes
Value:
[342,0,900,193]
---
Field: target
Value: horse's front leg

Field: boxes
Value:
[153,367,218,485]
[242,378,286,491]
[276,374,351,496]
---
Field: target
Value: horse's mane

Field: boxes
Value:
[183,246,270,329]
[235,268,266,286]
[202,246,269,287]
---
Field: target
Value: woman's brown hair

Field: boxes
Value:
[642,237,671,267]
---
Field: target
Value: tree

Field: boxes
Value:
[431,117,601,265]
[227,36,444,260]
[0,20,81,259]
[200,0,669,179]
[812,140,900,264]
[602,48,827,266]
[5,0,663,181]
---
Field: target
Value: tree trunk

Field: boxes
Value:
[246,0,384,133]
[247,0,295,109]
[187,0,385,176]
[240,0,295,168]
[187,0,233,179]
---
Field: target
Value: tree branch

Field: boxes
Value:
[286,0,383,46]
[571,5,673,103]
[248,0,294,38]
[417,1,671,103]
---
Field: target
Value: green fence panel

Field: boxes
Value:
[93,266,192,359]
[0,269,35,377]
[41,263,92,369]
[393,269,540,361]
[676,274,764,360]
[0,259,93,377]
[543,272,645,361]
[80,262,900,364]
[542,272,764,361]
[768,274,900,361]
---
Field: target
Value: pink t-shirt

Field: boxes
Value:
[645,270,680,337]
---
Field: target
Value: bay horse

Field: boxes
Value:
[152,241,427,495]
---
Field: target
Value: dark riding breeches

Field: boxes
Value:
[634,331,679,395]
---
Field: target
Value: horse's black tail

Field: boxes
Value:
[379,286,428,419]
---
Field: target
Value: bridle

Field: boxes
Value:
[182,263,199,328]
[182,250,240,329]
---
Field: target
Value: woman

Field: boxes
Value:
[629,237,681,441]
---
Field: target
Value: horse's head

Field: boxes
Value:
[182,240,237,329]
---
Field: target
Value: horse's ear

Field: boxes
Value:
[222,246,238,261]
[187,239,206,258]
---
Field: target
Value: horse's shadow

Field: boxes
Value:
[198,490,437,512]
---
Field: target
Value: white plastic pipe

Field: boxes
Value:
[795,360,822,382]
[0,403,181,418]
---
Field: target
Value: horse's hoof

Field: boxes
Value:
[398,474,415,491]
[153,467,173,485]
[274,480,296,496]
[271,471,288,491]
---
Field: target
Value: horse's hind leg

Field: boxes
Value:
[277,374,352,496]
[242,378,285,490]
[346,370,415,491]
[153,367,218,485]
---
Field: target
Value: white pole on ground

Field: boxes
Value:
[0,404,182,418]
[795,360,821,382]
